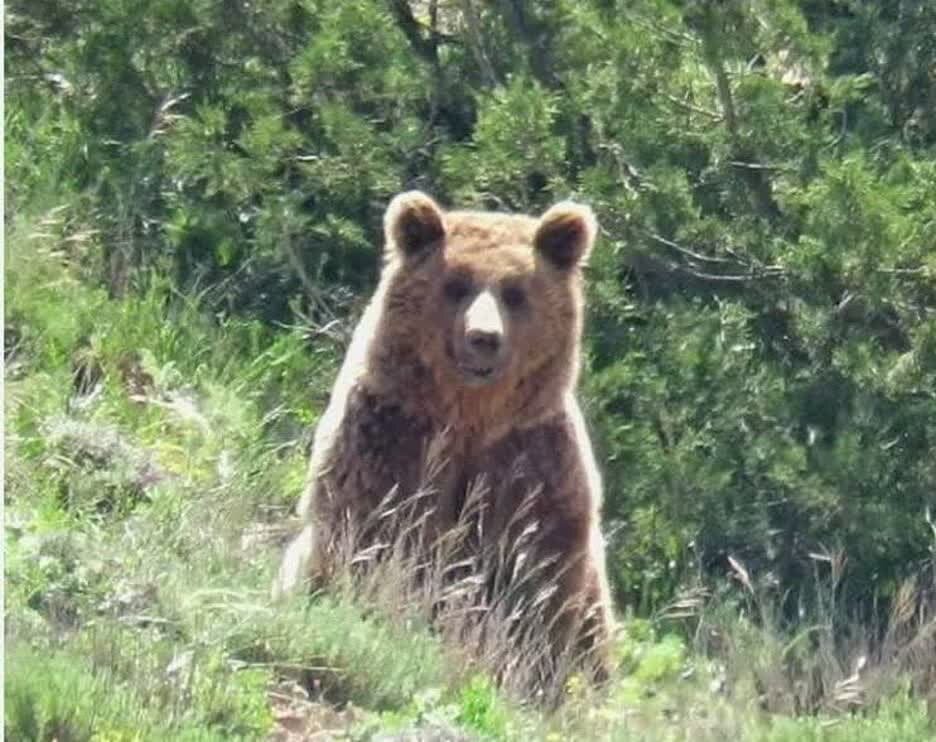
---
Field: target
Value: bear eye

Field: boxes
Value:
[444,277,472,303]
[502,285,527,310]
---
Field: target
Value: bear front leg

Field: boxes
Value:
[555,532,615,685]
[534,527,613,693]
[272,385,443,601]
[271,473,330,601]
[471,414,615,691]
[271,523,320,601]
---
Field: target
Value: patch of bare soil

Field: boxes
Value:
[267,680,361,741]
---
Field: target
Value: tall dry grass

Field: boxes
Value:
[280,432,613,708]
[659,541,936,719]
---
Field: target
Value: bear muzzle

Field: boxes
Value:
[455,290,508,386]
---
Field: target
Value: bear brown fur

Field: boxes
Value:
[273,191,615,687]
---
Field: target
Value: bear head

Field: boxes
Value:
[371,191,596,429]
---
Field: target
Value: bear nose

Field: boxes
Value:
[464,290,504,359]
[466,328,502,357]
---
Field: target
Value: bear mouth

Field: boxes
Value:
[457,363,500,385]
[446,341,503,386]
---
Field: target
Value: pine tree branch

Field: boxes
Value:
[697,13,782,222]
[494,0,560,88]
[457,0,500,86]
[387,0,457,65]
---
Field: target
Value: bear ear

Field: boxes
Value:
[384,191,446,259]
[533,201,597,271]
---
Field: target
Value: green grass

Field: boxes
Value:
[5,644,273,741]
[5,203,934,741]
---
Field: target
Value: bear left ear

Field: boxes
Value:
[384,191,446,259]
[533,201,597,271]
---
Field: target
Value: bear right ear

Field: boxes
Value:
[533,201,597,271]
[384,191,446,259]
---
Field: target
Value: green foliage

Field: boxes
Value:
[441,76,566,210]
[455,675,512,738]
[758,690,933,742]
[4,644,269,741]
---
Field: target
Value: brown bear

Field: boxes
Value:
[273,191,615,691]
